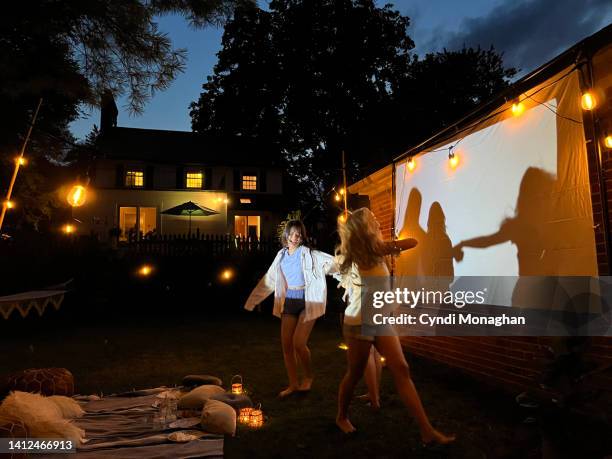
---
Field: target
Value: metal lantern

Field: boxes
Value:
[231,375,243,394]
[238,407,252,425]
[249,404,263,429]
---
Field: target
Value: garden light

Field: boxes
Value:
[221,268,234,281]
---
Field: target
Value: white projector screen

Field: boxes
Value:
[394,85,598,279]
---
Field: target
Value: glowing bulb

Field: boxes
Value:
[407,158,416,172]
[511,102,525,116]
[221,269,233,281]
[223,198,229,204]
[581,92,596,110]
[449,152,459,169]
[139,264,152,276]
[16,157,27,166]
[334,193,341,202]
[63,224,75,234]
[339,188,345,196]
[67,185,86,207]
[5,201,14,209]
[338,343,349,350]
[604,135,612,149]
[338,213,347,223]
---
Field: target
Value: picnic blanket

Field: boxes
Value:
[38,390,223,459]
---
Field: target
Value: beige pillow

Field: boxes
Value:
[178,385,226,410]
[0,392,84,445]
[48,396,85,419]
[200,399,236,436]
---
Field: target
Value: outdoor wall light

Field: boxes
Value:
[581,91,596,110]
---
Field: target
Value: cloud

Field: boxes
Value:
[422,0,612,75]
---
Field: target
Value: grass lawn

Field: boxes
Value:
[2,312,524,458]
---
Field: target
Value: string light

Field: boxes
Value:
[67,185,86,207]
[448,148,459,169]
[339,187,345,196]
[4,201,14,209]
[62,224,75,234]
[407,157,416,172]
[581,92,596,110]
[16,157,27,166]
[511,100,525,116]
[604,135,612,149]
[334,193,341,202]
[138,264,153,276]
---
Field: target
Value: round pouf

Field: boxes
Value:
[5,368,75,397]
[182,375,223,388]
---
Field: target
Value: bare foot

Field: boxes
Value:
[421,429,456,446]
[298,378,313,392]
[336,417,356,434]
[278,386,299,398]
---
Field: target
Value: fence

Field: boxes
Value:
[121,233,280,257]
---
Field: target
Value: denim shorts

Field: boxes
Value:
[282,297,306,316]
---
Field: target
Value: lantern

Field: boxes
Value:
[238,407,253,425]
[231,375,243,394]
[249,404,263,428]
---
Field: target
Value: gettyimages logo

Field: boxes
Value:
[372,288,487,309]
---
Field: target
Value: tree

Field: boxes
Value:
[190,1,517,230]
[1,0,240,230]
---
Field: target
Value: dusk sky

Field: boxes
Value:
[70,0,612,140]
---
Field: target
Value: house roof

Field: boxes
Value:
[97,127,282,167]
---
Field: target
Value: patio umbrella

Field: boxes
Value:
[161,201,219,234]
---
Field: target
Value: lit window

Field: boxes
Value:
[242,175,257,191]
[126,170,144,187]
[240,198,252,204]
[186,171,203,188]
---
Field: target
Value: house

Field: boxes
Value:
[74,101,287,242]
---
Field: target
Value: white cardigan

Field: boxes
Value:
[244,247,336,322]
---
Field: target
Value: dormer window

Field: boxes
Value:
[186,171,203,189]
[242,174,257,191]
[125,170,144,187]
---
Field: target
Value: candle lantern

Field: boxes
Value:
[249,404,263,428]
[238,407,253,424]
[231,375,243,394]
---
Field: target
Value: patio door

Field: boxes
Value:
[119,206,157,241]
[234,215,260,239]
